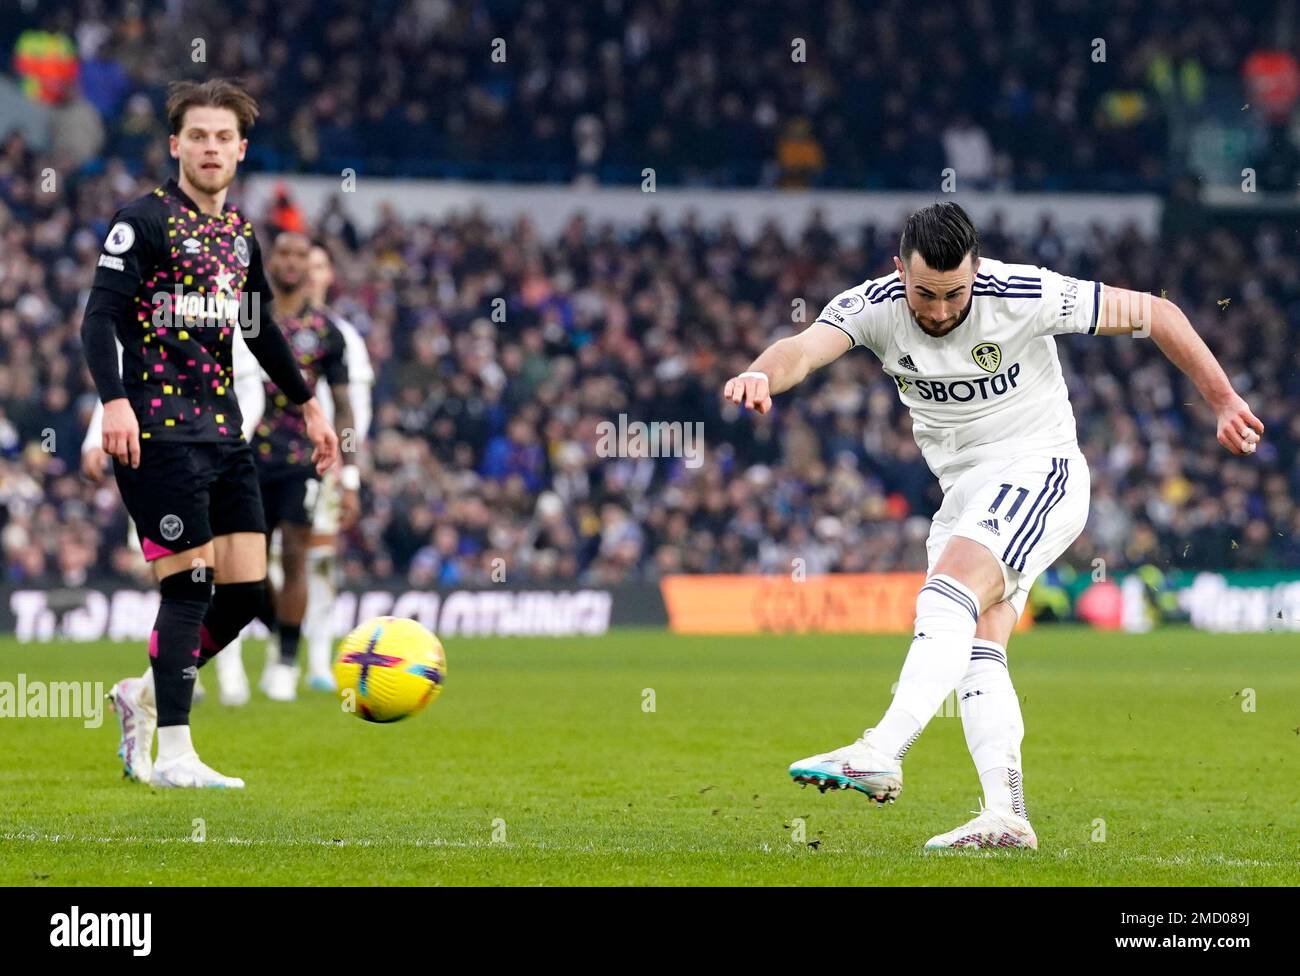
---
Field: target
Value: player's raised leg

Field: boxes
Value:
[789,536,1005,802]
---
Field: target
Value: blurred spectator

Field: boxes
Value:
[0,3,1296,586]
[0,129,1292,585]
[2,0,1282,191]
[942,115,995,190]
[777,119,825,188]
[14,26,77,105]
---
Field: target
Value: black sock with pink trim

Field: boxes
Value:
[153,568,214,727]
[196,579,274,667]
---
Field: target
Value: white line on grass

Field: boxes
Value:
[0,832,1289,867]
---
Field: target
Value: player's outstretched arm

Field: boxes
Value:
[1097,286,1263,455]
[722,323,853,414]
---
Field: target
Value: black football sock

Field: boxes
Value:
[153,568,215,727]
[197,578,275,667]
[278,621,303,666]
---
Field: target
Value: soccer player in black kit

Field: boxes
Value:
[80,80,339,788]
[252,231,355,701]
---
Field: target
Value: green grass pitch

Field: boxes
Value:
[1,627,1296,886]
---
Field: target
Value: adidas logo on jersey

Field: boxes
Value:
[897,354,918,372]
[977,518,1000,536]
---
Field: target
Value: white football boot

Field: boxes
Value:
[924,801,1038,850]
[151,751,245,789]
[214,644,251,707]
[108,676,155,784]
[262,661,299,701]
[788,729,903,803]
[306,670,337,693]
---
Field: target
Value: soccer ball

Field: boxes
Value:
[333,616,447,723]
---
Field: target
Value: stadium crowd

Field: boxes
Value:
[1,0,1288,191]
[1,123,1298,591]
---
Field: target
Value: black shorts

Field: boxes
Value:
[259,471,320,530]
[113,440,268,562]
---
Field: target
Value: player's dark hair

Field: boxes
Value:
[166,78,259,138]
[899,202,980,271]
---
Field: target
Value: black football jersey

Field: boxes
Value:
[252,305,348,476]
[91,178,271,442]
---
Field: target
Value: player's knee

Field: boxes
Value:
[915,573,980,630]
[974,603,1017,645]
[153,542,215,581]
[159,566,215,605]
[214,577,274,624]
[931,537,1007,608]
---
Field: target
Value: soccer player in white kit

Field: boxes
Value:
[722,203,1264,850]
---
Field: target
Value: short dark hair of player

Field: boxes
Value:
[899,202,981,271]
[166,79,259,138]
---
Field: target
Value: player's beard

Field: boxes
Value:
[270,275,305,295]
[912,295,974,337]
[181,157,236,196]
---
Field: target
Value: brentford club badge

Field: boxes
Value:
[233,236,251,267]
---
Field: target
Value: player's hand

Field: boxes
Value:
[302,397,339,474]
[81,446,110,483]
[1215,394,1264,456]
[340,488,361,529]
[723,371,773,414]
[101,398,141,469]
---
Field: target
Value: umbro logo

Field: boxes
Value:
[978,518,1000,536]
[181,665,199,681]
[897,354,918,372]
[182,237,202,253]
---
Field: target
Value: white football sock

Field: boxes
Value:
[304,544,337,674]
[264,529,285,673]
[215,634,247,687]
[156,724,194,763]
[959,640,1027,819]
[138,666,155,708]
[870,574,981,760]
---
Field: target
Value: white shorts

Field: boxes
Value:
[311,467,342,535]
[925,453,1090,617]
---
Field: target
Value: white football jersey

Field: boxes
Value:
[815,257,1101,491]
[316,310,373,443]
[231,323,266,441]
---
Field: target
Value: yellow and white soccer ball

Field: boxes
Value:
[334,616,447,723]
